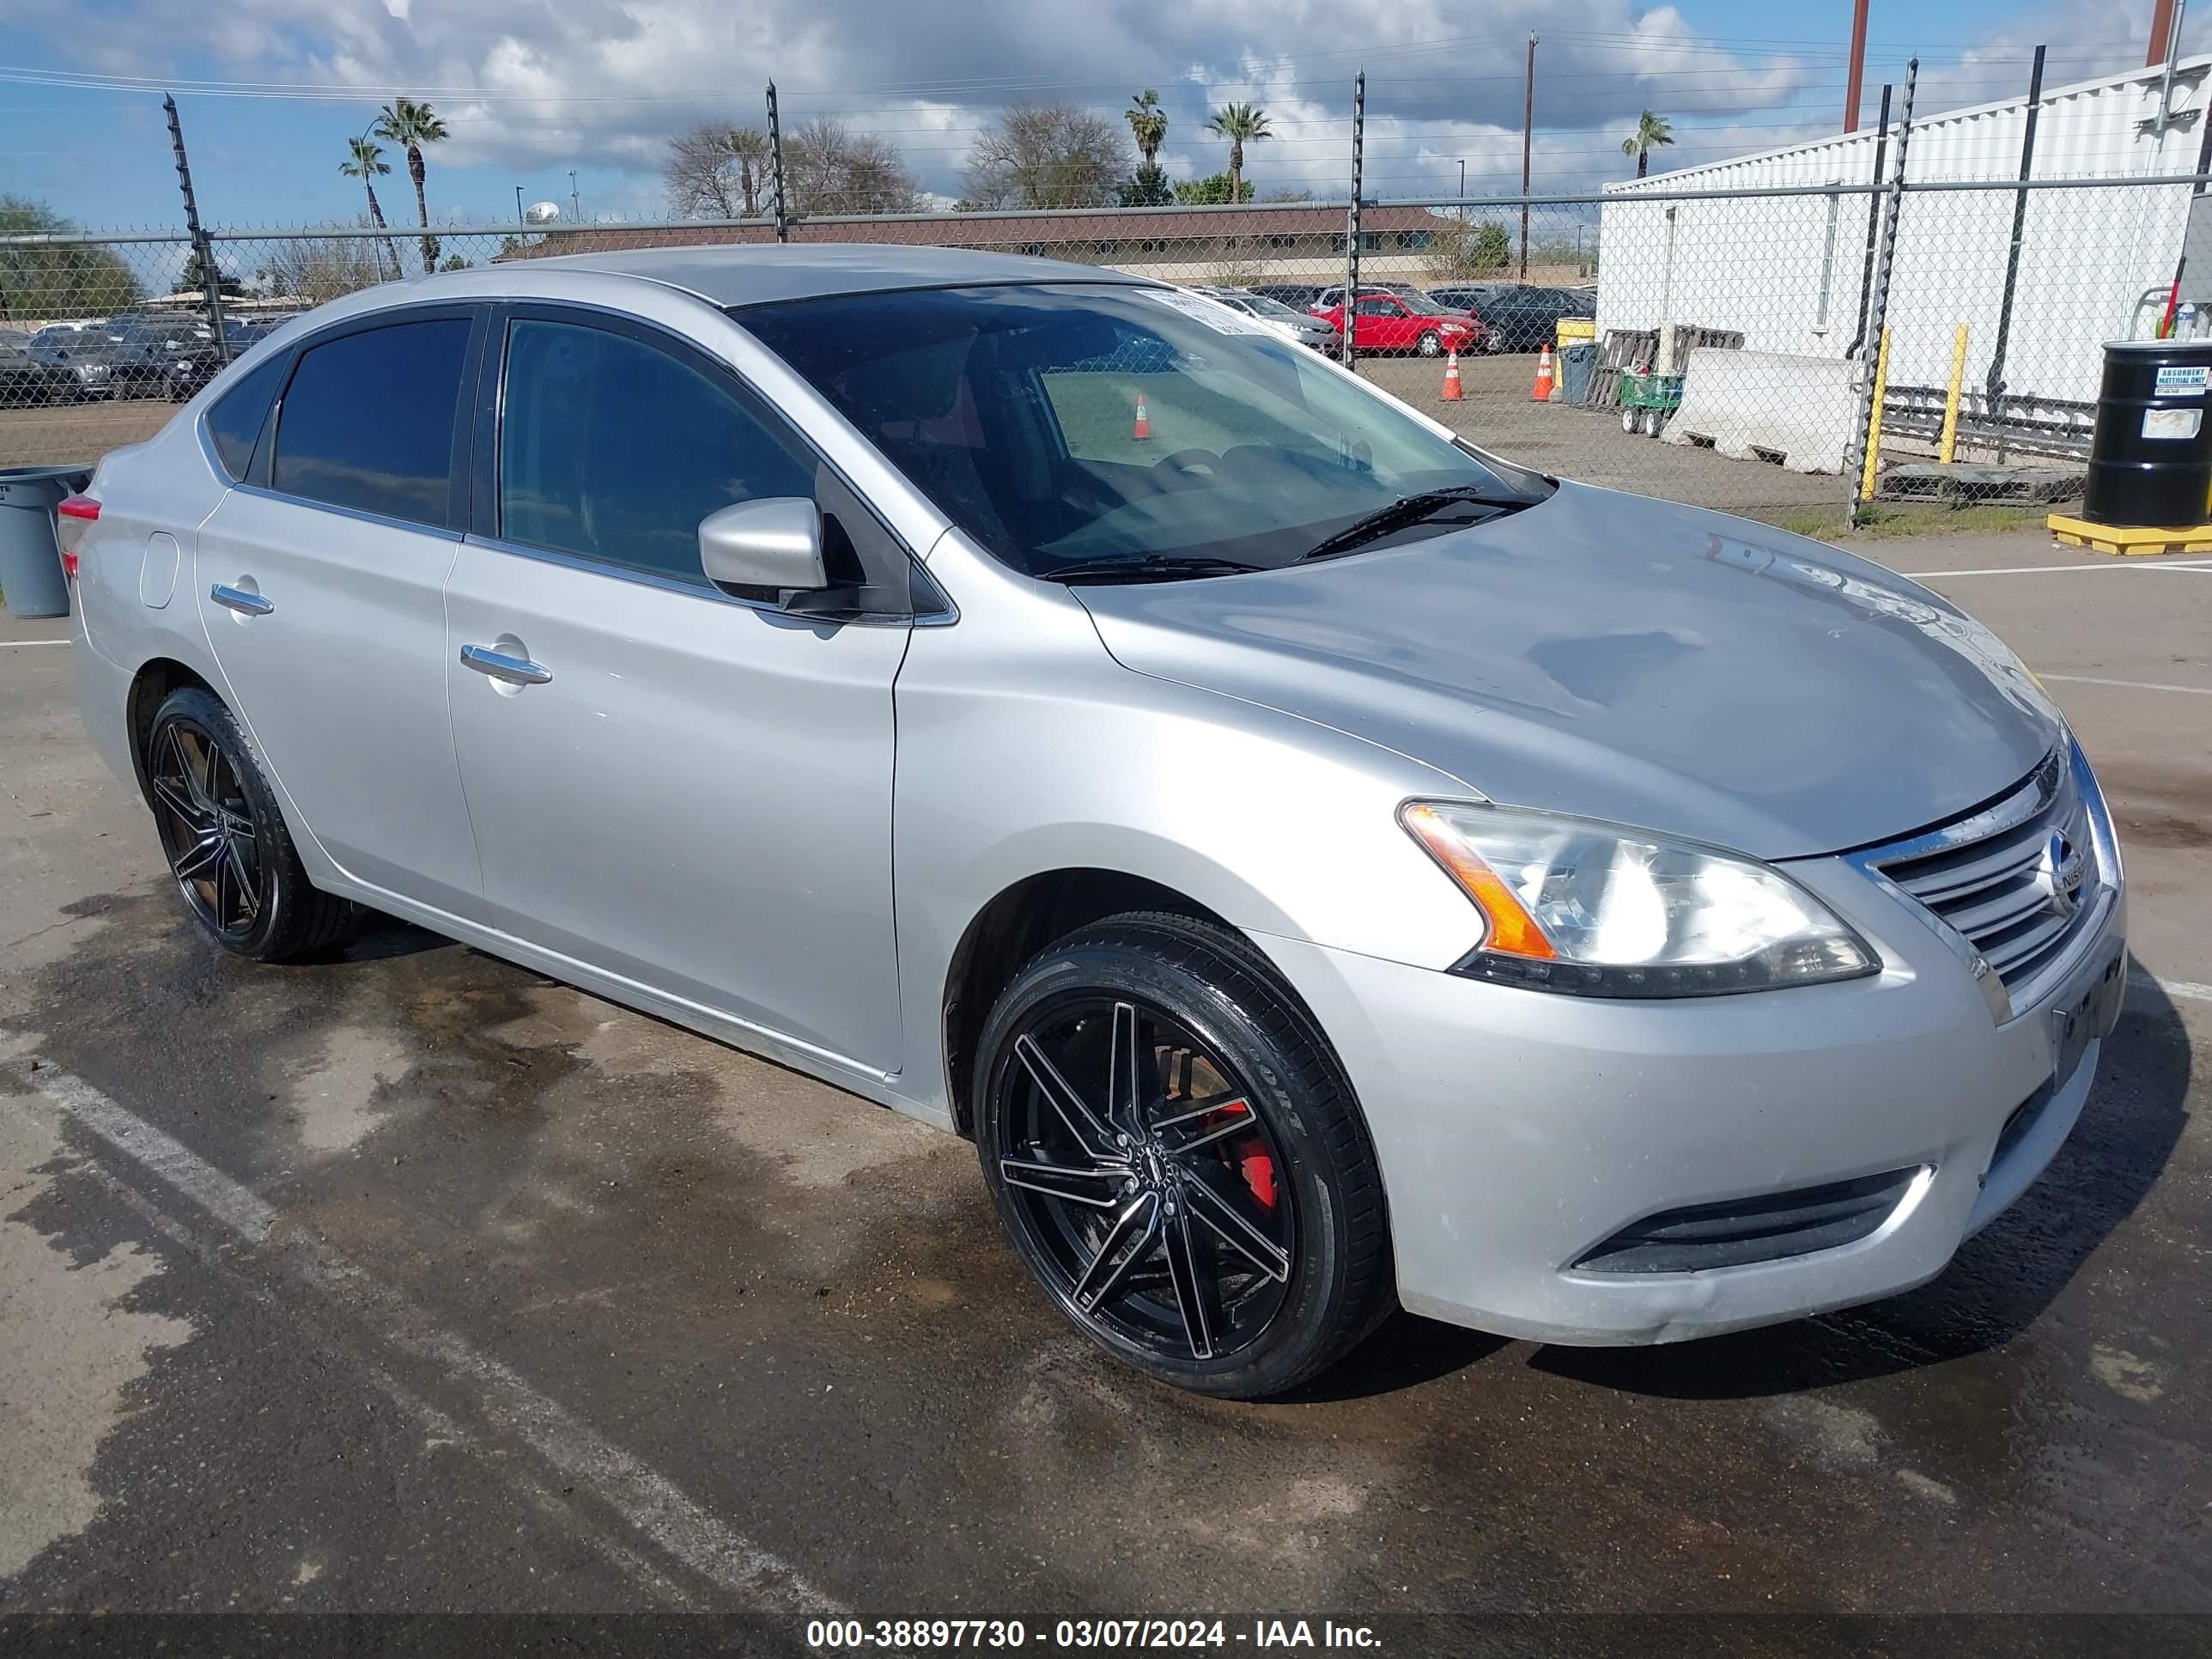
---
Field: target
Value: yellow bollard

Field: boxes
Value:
[1939,323,1970,465]
[1858,326,1893,502]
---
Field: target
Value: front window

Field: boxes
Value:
[737,283,1547,580]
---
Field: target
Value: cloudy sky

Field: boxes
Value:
[0,0,2202,230]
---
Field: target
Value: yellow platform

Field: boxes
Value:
[2047,514,2212,556]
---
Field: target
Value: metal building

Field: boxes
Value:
[1595,53,2212,446]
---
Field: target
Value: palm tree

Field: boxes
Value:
[1621,110,1674,179]
[339,137,403,279]
[1205,102,1272,204]
[374,97,450,274]
[1126,89,1168,167]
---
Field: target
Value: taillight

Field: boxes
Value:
[56,494,99,580]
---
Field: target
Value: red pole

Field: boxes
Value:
[1844,0,1871,132]
[2148,0,2179,67]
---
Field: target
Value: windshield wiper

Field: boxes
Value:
[1297,485,1524,563]
[1044,554,1261,584]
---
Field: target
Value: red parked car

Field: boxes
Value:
[1311,289,1486,357]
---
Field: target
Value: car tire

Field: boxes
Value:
[1415,331,1443,358]
[975,910,1394,1399]
[143,685,364,962]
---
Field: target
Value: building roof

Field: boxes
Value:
[521,242,1154,307]
[503,202,1450,270]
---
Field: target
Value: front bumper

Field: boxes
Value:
[1255,848,2126,1346]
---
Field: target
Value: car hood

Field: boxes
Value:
[1074,481,2063,860]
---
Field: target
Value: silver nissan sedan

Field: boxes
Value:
[62,246,2126,1398]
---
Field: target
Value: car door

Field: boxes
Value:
[192,305,488,919]
[1353,295,1407,352]
[443,307,912,1072]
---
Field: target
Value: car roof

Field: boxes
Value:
[515,243,1157,308]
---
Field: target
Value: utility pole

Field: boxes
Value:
[514,185,525,224]
[569,169,581,222]
[766,82,790,242]
[2148,0,2180,66]
[161,94,229,366]
[1342,70,1364,371]
[1520,33,1536,281]
[1844,0,1870,131]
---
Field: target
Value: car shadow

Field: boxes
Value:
[1524,952,2192,1401]
[1284,1310,1511,1402]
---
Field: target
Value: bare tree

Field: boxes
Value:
[663,123,773,218]
[963,104,1133,210]
[783,118,919,216]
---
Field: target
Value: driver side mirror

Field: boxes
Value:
[698,498,829,600]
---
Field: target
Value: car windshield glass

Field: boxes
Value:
[1239,294,1310,323]
[1399,292,1459,315]
[738,283,1547,580]
[0,342,28,364]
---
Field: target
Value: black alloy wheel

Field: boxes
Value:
[143,685,362,961]
[149,714,263,942]
[976,913,1394,1398]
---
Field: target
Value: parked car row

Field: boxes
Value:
[1212,280,1595,356]
[0,313,299,409]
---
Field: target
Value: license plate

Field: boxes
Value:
[2051,948,2125,1089]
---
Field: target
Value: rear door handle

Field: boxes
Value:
[459,643,553,686]
[210,584,273,617]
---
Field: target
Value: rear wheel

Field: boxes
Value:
[145,685,362,961]
[1415,331,1443,358]
[975,913,1393,1398]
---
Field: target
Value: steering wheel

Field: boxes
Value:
[1151,447,1223,489]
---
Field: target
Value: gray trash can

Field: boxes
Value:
[1557,341,1600,406]
[0,464,93,621]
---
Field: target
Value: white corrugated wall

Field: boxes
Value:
[1595,56,2211,406]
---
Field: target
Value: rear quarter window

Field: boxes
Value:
[204,353,289,482]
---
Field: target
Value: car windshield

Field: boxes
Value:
[1238,294,1311,323]
[738,283,1547,580]
[1399,292,1460,315]
[0,341,29,364]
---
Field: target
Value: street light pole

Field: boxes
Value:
[514,185,525,225]
[1520,33,1536,281]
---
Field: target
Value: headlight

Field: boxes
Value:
[1401,801,1879,998]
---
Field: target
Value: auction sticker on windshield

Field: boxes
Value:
[1136,289,1275,335]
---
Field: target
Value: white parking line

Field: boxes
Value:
[2151,978,2212,1005]
[2038,673,2212,697]
[3,1058,848,1619]
[0,637,70,647]
[1903,561,2212,578]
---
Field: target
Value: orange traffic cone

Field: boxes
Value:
[1440,349,1463,401]
[1133,392,1152,441]
[1530,344,1555,402]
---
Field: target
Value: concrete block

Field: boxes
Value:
[1662,349,1856,474]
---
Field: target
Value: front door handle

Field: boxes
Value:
[210,583,273,617]
[459,643,553,686]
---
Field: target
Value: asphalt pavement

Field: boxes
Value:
[1,531,2208,1654]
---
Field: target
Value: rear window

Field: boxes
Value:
[204,353,288,483]
[270,318,471,526]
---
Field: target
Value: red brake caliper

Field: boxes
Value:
[1198,1100,1276,1210]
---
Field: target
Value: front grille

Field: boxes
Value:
[1869,750,2098,1002]
[1573,1168,1921,1273]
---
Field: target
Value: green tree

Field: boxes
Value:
[374,96,450,273]
[1204,102,1272,203]
[0,196,143,321]
[1117,163,1173,206]
[1125,89,1168,167]
[176,246,245,298]
[1171,171,1253,205]
[1423,218,1511,279]
[1621,110,1674,179]
[340,137,404,278]
[440,252,472,271]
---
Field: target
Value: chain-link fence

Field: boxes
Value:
[0,174,2200,529]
